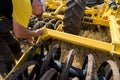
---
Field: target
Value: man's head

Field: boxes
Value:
[31,0,46,18]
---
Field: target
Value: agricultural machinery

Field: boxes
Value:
[4,0,120,80]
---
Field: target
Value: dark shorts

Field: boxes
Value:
[0,19,21,62]
[0,19,22,77]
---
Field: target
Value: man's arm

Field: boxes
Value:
[13,19,43,38]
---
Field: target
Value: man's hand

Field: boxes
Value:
[27,37,35,44]
[32,0,43,18]
[35,28,44,36]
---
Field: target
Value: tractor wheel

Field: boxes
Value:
[63,0,85,35]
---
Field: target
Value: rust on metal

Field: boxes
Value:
[40,68,57,80]
[60,49,75,80]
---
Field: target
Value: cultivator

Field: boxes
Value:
[5,40,120,80]
[4,0,120,80]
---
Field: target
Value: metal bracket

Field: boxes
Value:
[111,44,116,56]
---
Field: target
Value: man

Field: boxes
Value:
[0,0,45,78]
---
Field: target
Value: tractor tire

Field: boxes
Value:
[63,0,85,35]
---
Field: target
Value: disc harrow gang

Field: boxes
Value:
[28,17,62,31]
[6,41,120,80]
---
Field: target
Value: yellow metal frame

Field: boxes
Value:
[43,0,120,49]
[42,12,63,20]
[45,0,66,12]
[5,27,120,79]
[39,27,120,57]
[83,0,120,46]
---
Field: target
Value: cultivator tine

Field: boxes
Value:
[54,20,62,29]
[97,60,120,80]
[40,68,57,80]
[39,44,61,77]
[60,49,75,80]
[82,54,95,80]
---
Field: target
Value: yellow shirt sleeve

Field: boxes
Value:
[12,0,32,28]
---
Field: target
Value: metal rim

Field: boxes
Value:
[60,49,75,80]
[82,54,95,80]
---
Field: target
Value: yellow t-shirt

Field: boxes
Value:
[12,0,32,28]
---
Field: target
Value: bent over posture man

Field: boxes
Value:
[0,0,45,78]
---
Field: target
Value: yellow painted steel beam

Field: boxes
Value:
[4,47,33,80]
[82,17,109,26]
[42,12,63,20]
[84,9,109,26]
[5,45,41,79]
[41,27,120,57]
[85,8,99,14]
[43,12,109,27]
[109,15,120,44]
[5,27,120,79]
[54,2,65,15]
[93,19,109,26]
[46,1,65,10]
